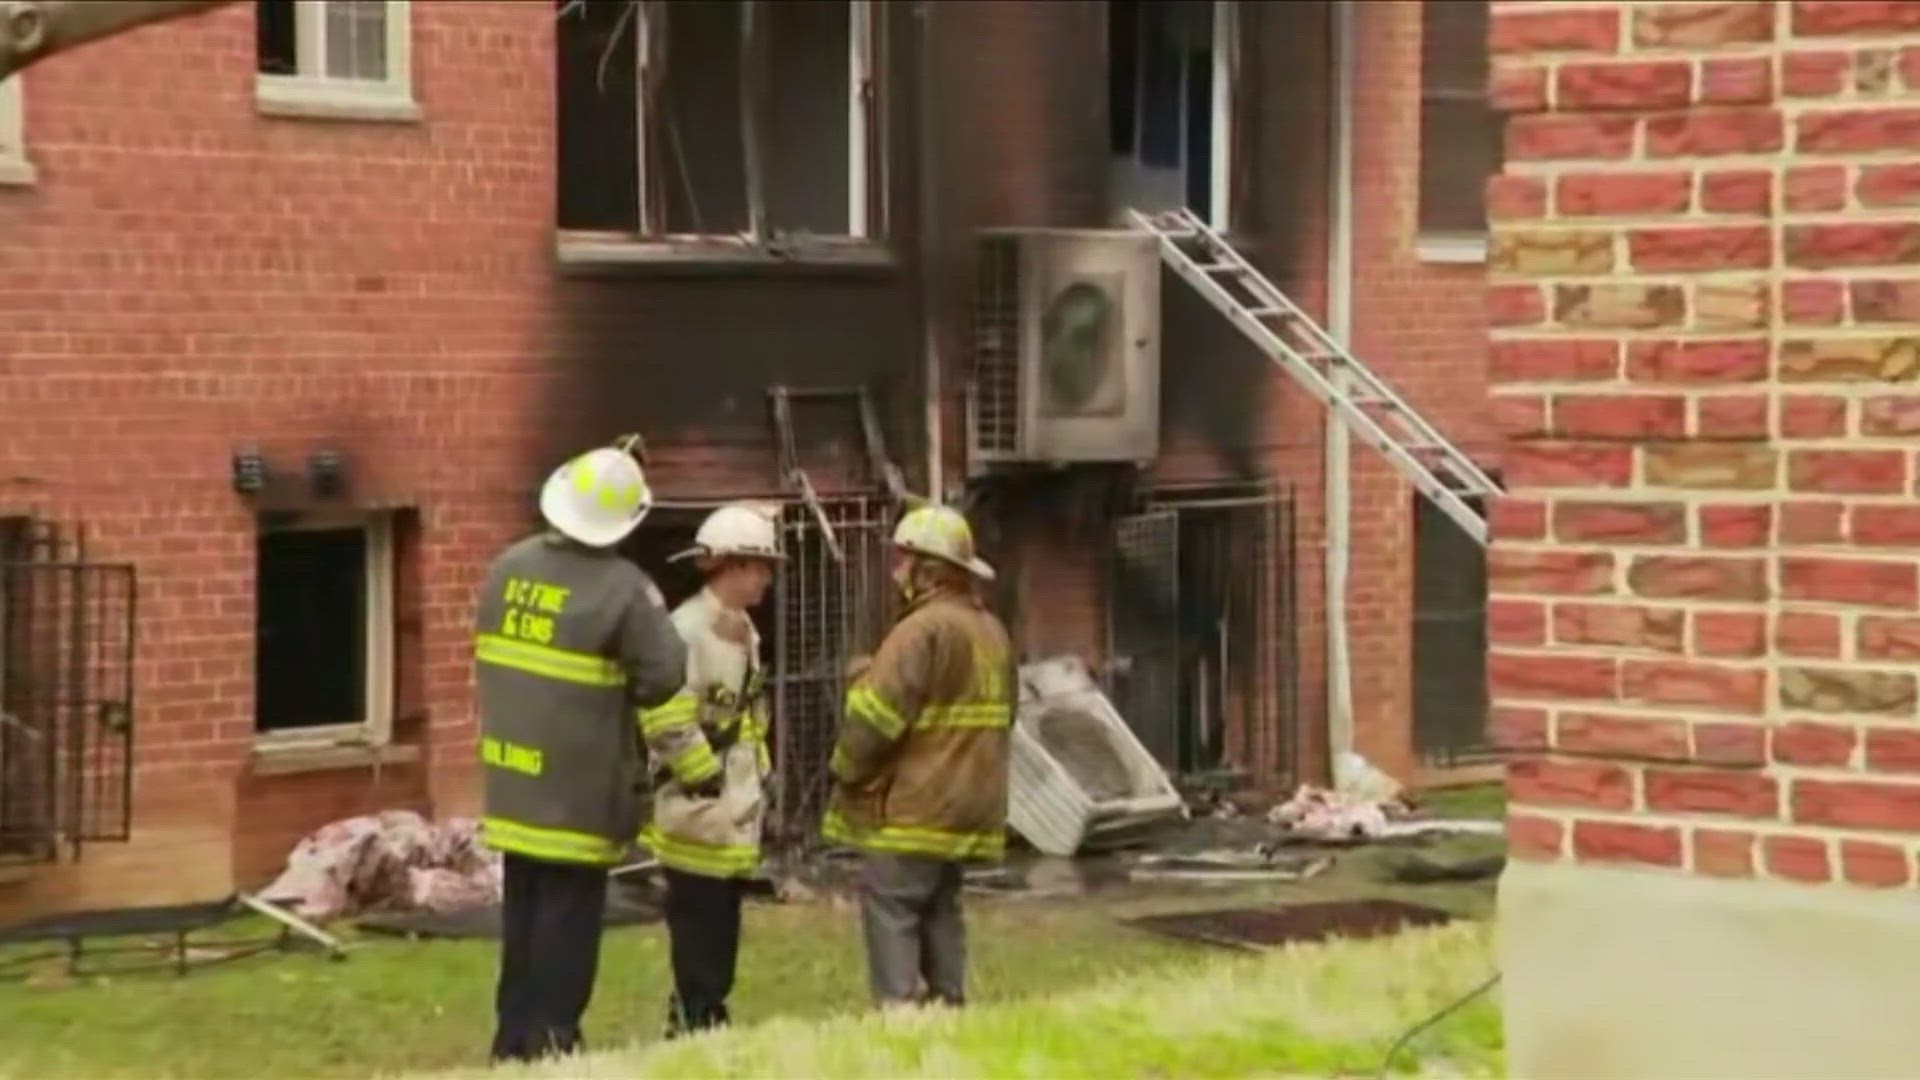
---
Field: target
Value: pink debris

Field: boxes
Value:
[1266,785,1414,842]
[258,810,502,923]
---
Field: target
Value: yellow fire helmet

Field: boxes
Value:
[892,504,994,581]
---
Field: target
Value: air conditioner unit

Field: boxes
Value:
[968,229,1161,472]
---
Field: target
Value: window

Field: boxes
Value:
[255,0,417,122]
[1108,0,1238,228]
[1418,0,1501,256]
[253,516,396,748]
[0,77,31,186]
[556,0,882,253]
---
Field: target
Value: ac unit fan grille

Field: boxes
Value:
[971,238,1021,457]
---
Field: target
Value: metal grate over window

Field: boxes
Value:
[0,520,136,867]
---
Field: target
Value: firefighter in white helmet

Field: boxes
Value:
[473,436,687,1063]
[639,502,784,1036]
[823,503,1012,1009]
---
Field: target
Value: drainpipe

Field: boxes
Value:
[1324,0,1356,780]
[916,0,944,504]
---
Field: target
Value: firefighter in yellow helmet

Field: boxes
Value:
[473,437,687,1063]
[639,502,783,1037]
[823,503,1013,1009]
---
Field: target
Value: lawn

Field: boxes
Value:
[452,922,1500,1080]
[0,785,1507,1079]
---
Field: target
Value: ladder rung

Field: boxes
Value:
[1135,204,1494,546]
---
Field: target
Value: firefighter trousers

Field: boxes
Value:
[663,867,745,1031]
[492,853,610,1063]
[857,854,968,1007]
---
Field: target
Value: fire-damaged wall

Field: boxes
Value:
[548,0,1493,796]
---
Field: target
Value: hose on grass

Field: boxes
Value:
[1372,971,1502,1079]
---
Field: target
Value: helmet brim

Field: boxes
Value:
[897,543,995,582]
[540,469,648,548]
[669,545,786,564]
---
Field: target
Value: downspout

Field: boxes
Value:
[915,0,945,504]
[1324,0,1356,780]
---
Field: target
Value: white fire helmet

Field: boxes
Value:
[671,502,785,565]
[538,441,654,548]
[892,504,995,581]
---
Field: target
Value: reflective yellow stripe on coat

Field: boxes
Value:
[474,633,624,687]
[480,815,624,867]
[641,824,761,877]
[820,811,1006,862]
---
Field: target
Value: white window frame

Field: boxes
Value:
[0,77,33,187]
[565,0,881,262]
[256,0,420,123]
[252,513,397,753]
[1209,0,1239,232]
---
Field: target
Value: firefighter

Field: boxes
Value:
[638,502,783,1037]
[473,437,688,1064]
[822,503,1013,1009]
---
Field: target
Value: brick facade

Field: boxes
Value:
[0,0,1493,913]
[1492,2,1920,1074]
[0,1,554,913]
[1489,0,1920,885]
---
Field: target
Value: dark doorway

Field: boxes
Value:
[1109,486,1298,781]
[1411,490,1492,766]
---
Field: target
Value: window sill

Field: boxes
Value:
[555,233,896,271]
[256,77,422,124]
[0,155,37,188]
[251,741,419,777]
[1414,234,1488,266]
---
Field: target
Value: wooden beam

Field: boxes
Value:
[0,0,238,82]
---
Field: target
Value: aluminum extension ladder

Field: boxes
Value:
[1128,207,1501,546]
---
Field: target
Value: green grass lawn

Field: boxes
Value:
[442,922,1500,1080]
[0,787,1508,1079]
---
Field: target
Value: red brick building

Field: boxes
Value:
[0,0,1498,916]
[1485,1,1920,1074]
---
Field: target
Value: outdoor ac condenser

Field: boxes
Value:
[1008,656,1187,857]
[968,229,1162,473]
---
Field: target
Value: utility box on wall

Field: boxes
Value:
[967,229,1162,473]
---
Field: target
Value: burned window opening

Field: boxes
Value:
[556,0,880,244]
[1108,0,1231,225]
[0,520,136,867]
[1412,486,1492,768]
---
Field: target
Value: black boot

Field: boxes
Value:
[663,994,690,1041]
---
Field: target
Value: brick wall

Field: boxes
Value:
[1490,0,1920,885]
[0,1,554,910]
[1346,0,1500,781]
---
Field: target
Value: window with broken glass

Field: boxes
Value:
[556,0,882,250]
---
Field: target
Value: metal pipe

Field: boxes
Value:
[1324,0,1357,780]
[915,0,944,503]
